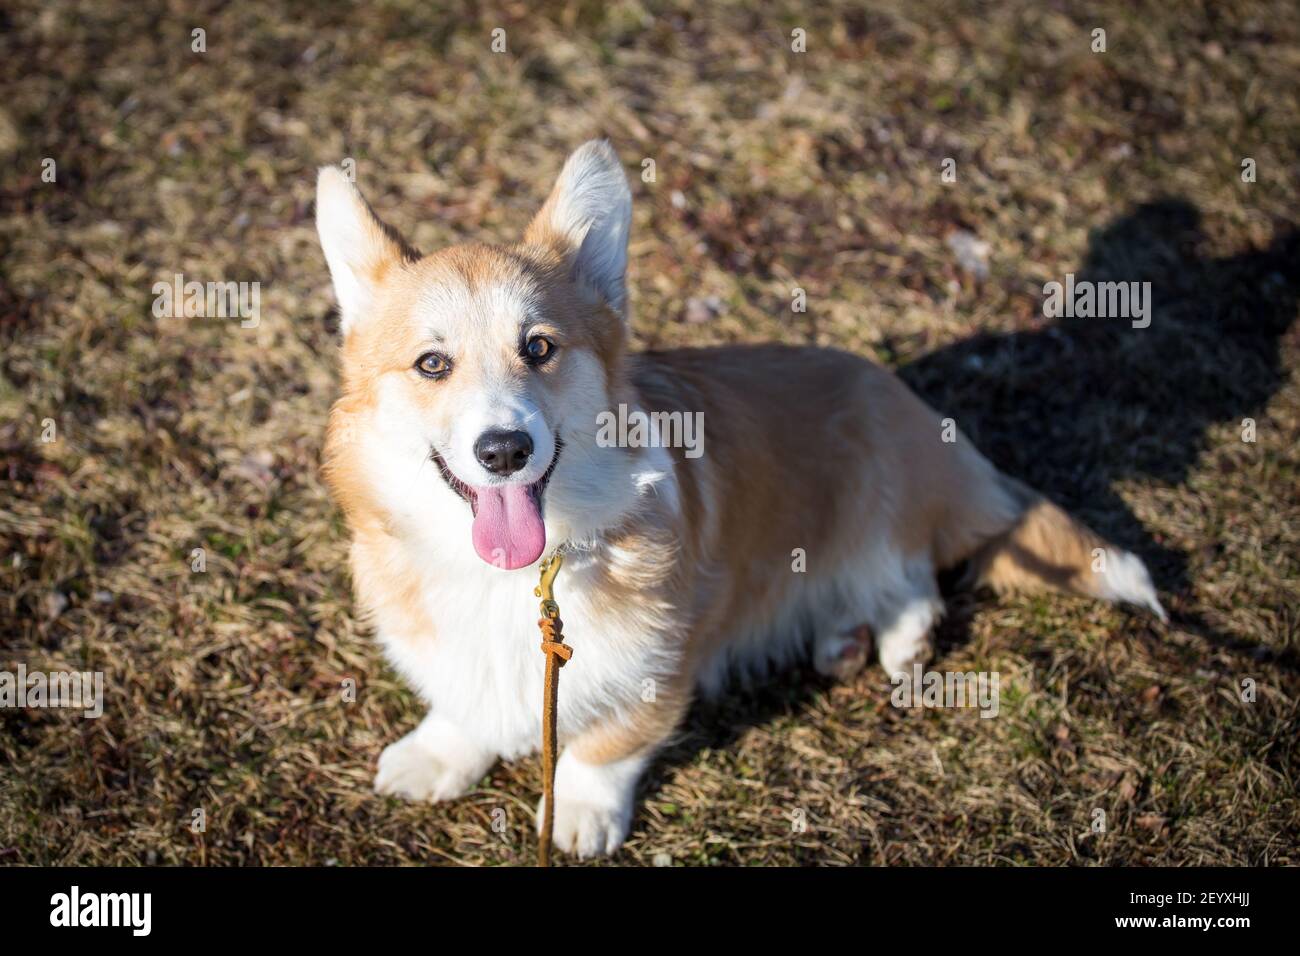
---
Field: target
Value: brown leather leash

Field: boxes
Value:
[534,553,570,867]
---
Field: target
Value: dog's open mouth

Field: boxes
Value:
[432,436,563,570]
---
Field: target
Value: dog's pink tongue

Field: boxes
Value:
[471,484,545,570]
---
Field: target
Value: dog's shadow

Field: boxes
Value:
[643,199,1300,826]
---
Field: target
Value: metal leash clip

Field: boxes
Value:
[535,553,563,621]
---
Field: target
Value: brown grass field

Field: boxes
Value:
[1,0,1298,866]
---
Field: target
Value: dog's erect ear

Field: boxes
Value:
[524,140,632,316]
[315,167,415,335]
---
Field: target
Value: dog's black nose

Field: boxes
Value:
[474,429,534,476]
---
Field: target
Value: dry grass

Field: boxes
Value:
[1,0,1298,865]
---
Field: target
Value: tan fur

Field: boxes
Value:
[969,478,1113,598]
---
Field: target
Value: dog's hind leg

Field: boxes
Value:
[812,622,875,681]
[873,575,944,680]
[811,568,885,681]
[813,554,943,681]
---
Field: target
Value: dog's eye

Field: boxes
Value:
[524,335,555,365]
[415,352,452,379]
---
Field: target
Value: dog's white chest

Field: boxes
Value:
[377,557,676,759]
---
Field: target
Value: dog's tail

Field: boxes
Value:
[959,471,1167,621]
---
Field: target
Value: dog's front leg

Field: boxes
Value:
[543,747,647,859]
[539,686,689,859]
[375,712,496,803]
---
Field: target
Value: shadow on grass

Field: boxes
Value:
[901,199,1299,669]
[645,199,1300,835]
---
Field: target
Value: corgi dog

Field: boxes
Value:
[315,140,1166,859]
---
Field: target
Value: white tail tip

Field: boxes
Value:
[1101,550,1167,622]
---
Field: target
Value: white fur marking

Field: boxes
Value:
[876,597,940,680]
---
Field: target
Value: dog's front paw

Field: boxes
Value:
[375,735,474,802]
[539,794,633,859]
[375,717,494,803]
[537,749,644,858]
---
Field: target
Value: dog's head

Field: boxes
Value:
[317,141,646,571]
